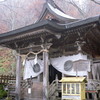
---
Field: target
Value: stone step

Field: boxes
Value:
[23,97,61,100]
[23,82,43,99]
[23,97,43,100]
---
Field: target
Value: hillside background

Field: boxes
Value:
[0,0,100,75]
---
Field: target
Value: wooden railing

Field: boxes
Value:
[8,78,32,99]
[0,75,16,84]
[21,79,32,96]
[48,79,100,100]
[48,79,61,100]
[86,79,100,91]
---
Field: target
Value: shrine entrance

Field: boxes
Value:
[0,0,99,99]
[49,65,62,84]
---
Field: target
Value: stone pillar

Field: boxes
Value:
[15,54,22,100]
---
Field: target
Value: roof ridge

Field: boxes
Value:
[46,0,65,13]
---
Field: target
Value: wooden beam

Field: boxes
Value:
[15,54,22,100]
[43,48,49,100]
[19,43,52,54]
[0,28,56,46]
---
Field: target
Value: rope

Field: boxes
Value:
[24,49,48,61]
[17,49,49,66]
[17,49,48,57]
[25,49,48,58]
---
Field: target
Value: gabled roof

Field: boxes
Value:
[60,77,86,83]
[0,15,99,43]
[0,15,100,57]
[37,0,78,23]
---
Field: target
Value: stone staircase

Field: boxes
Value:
[8,78,61,100]
[22,79,61,100]
[23,82,43,100]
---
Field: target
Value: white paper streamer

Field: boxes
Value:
[34,54,38,64]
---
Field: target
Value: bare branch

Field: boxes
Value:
[91,0,100,5]
[66,0,85,18]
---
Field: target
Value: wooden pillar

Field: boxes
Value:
[43,49,49,100]
[15,54,22,100]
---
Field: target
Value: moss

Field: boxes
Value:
[0,84,3,90]
[0,84,7,99]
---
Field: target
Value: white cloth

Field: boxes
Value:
[23,59,44,80]
[50,53,90,76]
[92,63,100,80]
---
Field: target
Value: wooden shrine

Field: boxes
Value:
[60,77,86,100]
[0,0,100,100]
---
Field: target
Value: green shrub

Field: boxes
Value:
[0,84,7,99]
[5,97,12,100]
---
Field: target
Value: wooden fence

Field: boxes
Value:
[0,75,16,84]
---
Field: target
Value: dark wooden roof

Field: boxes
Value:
[37,0,78,23]
[46,0,63,12]
[0,15,100,57]
[0,20,66,45]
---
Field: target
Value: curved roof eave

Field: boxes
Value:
[47,3,76,19]
[37,2,78,23]
[0,15,99,39]
[65,15,100,29]
[36,3,48,22]
[0,20,66,39]
[0,15,99,46]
